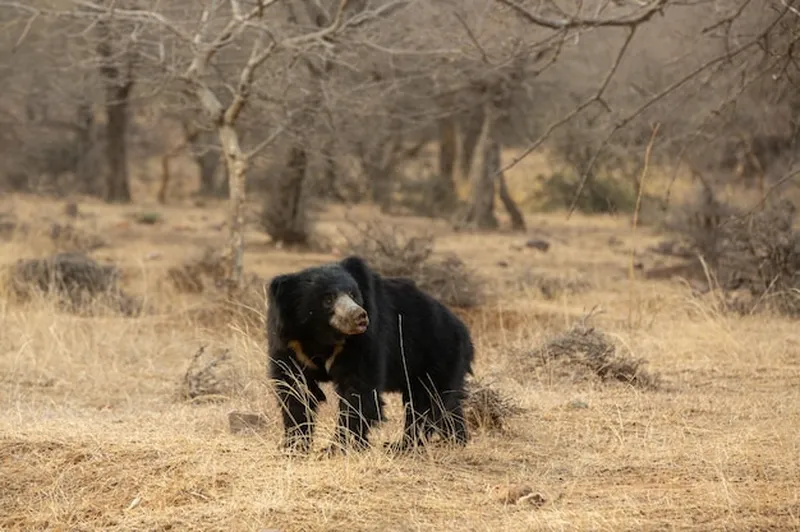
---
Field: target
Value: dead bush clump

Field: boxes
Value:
[181,271,268,335]
[529,314,660,390]
[180,345,242,403]
[341,221,484,308]
[167,246,228,294]
[463,378,524,433]
[48,222,107,253]
[3,252,142,316]
[512,269,592,300]
[669,190,800,315]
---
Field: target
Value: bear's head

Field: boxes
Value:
[268,263,369,344]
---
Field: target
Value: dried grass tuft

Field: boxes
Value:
[463,378,524,432]
[529,312,660,389]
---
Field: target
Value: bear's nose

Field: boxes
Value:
[353,307,368,323]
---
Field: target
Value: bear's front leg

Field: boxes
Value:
[270,356,326,454]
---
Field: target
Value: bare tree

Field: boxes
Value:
[95,17,135,203]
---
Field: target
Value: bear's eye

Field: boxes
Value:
[324,294,336,307]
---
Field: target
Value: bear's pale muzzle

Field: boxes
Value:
[330,294,369,335]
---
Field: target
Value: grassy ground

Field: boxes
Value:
[1,182,799,531]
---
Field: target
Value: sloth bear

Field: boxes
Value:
[266,255,474,455]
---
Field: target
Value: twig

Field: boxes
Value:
[746,168,800,215]
[628,123,660,327]
[454,12,490,64]
[496,0,667,29]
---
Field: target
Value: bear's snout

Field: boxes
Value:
[330,294,369,335]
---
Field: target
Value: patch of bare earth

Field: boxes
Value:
[1,195,799,531]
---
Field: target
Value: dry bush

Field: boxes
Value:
[668,191,800,315]
[2,252,142,316]
[167,247,228,294]
[510,269,592,300]
[528,313,660,390]
[180,345,242,403]
[181,272,268,336]
[0,211,26,241]
[341,221,483,309]
[463,378,524,433]
[663,184,743,270]
[534,171,638,215]
[48,222,107,253]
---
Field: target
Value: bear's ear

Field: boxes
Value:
[339,255,375,299]
[268,274,297,305]
[339,255,370,276]
[267,274,298,340]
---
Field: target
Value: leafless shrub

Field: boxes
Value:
[3,252,142,316]
[528,313,660,390]
[0,212,27,241]
[665,182,800,315]
[167,247,228,294]
[182,271,268,335]
[712,201,799,315]
[663,183,743,269]
[180,345,242,403]
[463,378,525,433]
[48,222,106,253]
[511,269,593,300]
[341,221,483,309]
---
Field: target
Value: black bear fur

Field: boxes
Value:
[266,255,474,454]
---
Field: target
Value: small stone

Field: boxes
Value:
[64,202,79,218]
[228,411,268,434]
[525,239,550,252]
[568,399,589,409]
[495,484,547,507]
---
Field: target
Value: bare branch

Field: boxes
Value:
[246,118,292,159]
[223,38,277,124]
[496,26,638,177]
[496,0,668,30]
[284,0,350,47]
[345,0,410,29]
[565,4,793,218]
[11,8,37,51]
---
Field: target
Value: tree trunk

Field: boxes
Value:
[464,105,498,230]
[435,117,459,211]
[74,102,98,195]
[362,136,400,210]
[261,145,309,246]
[318,138,344,202]
[459,112,482,181]
[218,124,249,292]
[192,131,223,197]
[96,21,134,203]
[490,141,526,231]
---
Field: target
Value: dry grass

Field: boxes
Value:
[1,191,799,531]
